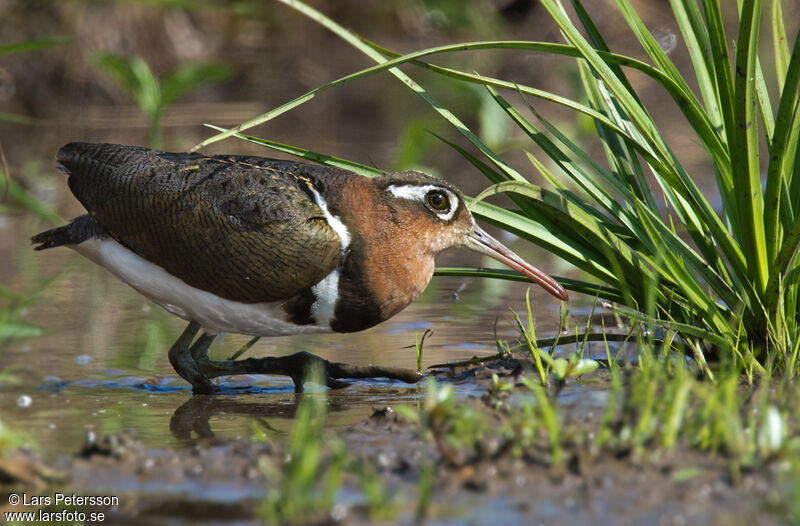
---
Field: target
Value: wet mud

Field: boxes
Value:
[0,352,789,525]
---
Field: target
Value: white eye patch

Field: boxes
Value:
[386,184,459,221]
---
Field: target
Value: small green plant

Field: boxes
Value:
[414,462,434,523]
[519,376,564,469]
[397,378,492,466]
[414,329,432,373]
[96,53,232,148]
[0,284,46,344]
[0,36,66,56]
[353,462,401,523]
[0,249,58,347]
[511,288,599,385]
[257,365,405,524]
[411,347,800,489]
[0,417,26,455]
[258,383,346,525]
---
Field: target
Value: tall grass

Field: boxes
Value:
[195,0,800,373]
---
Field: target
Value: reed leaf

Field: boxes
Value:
[215,0,800,370]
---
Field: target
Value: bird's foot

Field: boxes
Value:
[168,322,215,394]
[170,322,424,394]
[195,350,424,393]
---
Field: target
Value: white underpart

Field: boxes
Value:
[309,187,350,258]
[311,269,340,326]
[73,238,331,336]
[308,187,350,327]
[386,184,459,221]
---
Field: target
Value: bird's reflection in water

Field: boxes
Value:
[168,386,371,441]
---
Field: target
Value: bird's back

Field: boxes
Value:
[43,142,348,304]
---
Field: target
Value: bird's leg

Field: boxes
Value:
[167,321,215,394]
[194,351,423,393]
[189,332,217,364]
[194,351,345,392]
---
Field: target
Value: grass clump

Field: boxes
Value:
[195,0,800,373]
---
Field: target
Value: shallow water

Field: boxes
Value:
[1,209,579,456]
[0,204,601,524]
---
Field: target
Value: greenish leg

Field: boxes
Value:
[170,324,423,394]
[189,333,217,363]
[168,321,215,394]
[195,351,350,393]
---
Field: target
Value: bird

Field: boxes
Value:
[32,142,568,394]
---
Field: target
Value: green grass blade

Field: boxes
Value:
[539,0,682,163]
[470,181,658,299]
[204,1,529,185]
[433,268,622,302]
[432,133,619,279]
[579,63,657,213]
[607,303,733,352]
[0,176,63,225]
[203,125,386,177]
[771,0,791,93]
[768,214,800,306]
[0,36,67,55]
[578,52,738,287]
[614,0,698,106]
[702,0,736,147]
[95,53,161,119]
[764,29,800,270]
[196,38,688,153]
[662,0,734,213]
[731,0,768,293]
[568,0,641,103]
[193,32,727,186]
[428,132,505,186]
[0,112,41,126]
[428,132,542,220]
[631,200,741,317]
[374,40,730,175]
[469,200,618,284]
[488,85,636,226]
[472,180,632,254]
[670,0,722,130]
[521,93,631,204]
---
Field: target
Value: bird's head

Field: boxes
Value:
[374,171,568,301]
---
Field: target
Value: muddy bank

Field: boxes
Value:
[0,352,792,525]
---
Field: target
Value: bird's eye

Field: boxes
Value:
[426,190,449,211]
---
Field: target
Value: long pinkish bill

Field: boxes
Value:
[466,225,568,301]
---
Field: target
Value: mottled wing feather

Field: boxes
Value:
[59,143,342,304]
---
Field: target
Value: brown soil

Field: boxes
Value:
[0,354,790,526]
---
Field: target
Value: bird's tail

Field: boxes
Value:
[31,214,105,250]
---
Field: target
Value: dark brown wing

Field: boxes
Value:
[59,142,344,304]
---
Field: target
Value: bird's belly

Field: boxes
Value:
[72,238,331,337]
